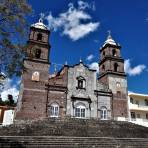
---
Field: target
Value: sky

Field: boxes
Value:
[1,0,148,100]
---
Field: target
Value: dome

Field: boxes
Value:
[103,31,119,47]
[104,38,117,46]
[31,18,48,30]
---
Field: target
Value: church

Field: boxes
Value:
[15,18,128,121]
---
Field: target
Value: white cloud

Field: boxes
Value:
[2,78,12,90]
[128,90,134,94]
[0,78,19,101]
[86,54,94,61]
[92,1,96,11]
[63,23,99,41]
[124,59,146,76]
[78,0,90,10]
[78,0,96,11]
[89,62,99,73]
[94,39,99,43]
[1,88,19,101]
[46,1,100,41]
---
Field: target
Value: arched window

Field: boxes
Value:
[37,33,42,41]
[145,99,148,106]
[114,63,118,72]
[32,71,40,81]
[50,103,59,117]
[75,104,86,118]
[130,97,133,104]
[100,107,107,120]
[112,49,117,56]
[103,51,105,56]
[77,76,86,89]
[102,65,105,71]
[117,91,121,98]
[35,48,41,58]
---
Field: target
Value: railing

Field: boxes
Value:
[131,118,136,121]
[129,118,148,127]
[114,117,128,121]
[139,105,148,108]
[129,103,148,111]
[131,118,148,122]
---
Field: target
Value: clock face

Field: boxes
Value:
[32,71,40,81]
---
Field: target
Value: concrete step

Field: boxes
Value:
[0,136,148,148]
[1,118,148,138]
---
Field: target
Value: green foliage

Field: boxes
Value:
[0,94,16,107]
[0,0,32,77]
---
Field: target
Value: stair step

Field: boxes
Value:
[0,136,148,148]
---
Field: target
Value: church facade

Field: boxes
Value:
[15,19,128,121]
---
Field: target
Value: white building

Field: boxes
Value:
[0,106,15,126]
[128,92,148,127]
[2,109,15,126]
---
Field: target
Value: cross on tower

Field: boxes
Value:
[39,13,45,23]
[107,30,112,39]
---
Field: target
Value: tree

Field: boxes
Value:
[0,94,16,106]
[0,94,2,104]
[0,0,32,77]
[7,94,15,106]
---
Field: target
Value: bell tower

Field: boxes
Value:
[26,18,50,63]
[16,18,51,120]
[98,32,128,119]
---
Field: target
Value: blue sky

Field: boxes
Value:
[1,0,148,100]
[28,0,148,94]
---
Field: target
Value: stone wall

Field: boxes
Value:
[108,75,128,118]
[47,66,68,118]
[67,62,97,118]
[67,62,112,119]
[15,60,49,120]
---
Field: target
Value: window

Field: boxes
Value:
[145,99,148,106]
[131,112,136,119]
[50,103,59,117]
[114,63,118,72]
[135,100,139,105]
[117,91,121,98]
[37,33,42,41]
[137,114,140,118]
[130,97,133,104]
[100,107,107,120]
[102,65,105,71]
[35,48,41,58]
[78,80,83,88]
[103,51,105,56]
[112,49,117,56]
[77,76,85,89]
[75,105,86,118]
[146,113,148,119]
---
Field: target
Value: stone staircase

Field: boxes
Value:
[0,118,147,137]
[0,118,148,147]
[0,136,148,148]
